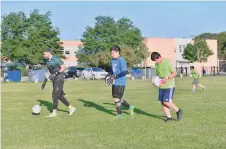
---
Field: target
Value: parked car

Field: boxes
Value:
[76,67,85,77]
[64,67,85,79]
[81,67,108,80]
[128,67,145,79]
[64,67,78,79]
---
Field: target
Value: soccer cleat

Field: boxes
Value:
[129,105,135,116]
[68,107,76,115]
[177,109,183,121]
[46,112,57,118]
[114,114,122,119]
[165,117,173,122]
[203,87,206,90]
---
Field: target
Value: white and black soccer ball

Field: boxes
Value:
[152,76,163,87]
[32,105,41,114]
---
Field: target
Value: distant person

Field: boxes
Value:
[3,67,8,82]
[180,66,184,78]
[185,67,188,76]
[202,68,206,76]
[191,66,205,92]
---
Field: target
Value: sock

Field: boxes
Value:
[116,106,122,115]
[52,110,57,114]
[198,84,204,88]
[166,113,172,118]
[122,99,130,109]
[68,105,74,110]
[192,85,196,91]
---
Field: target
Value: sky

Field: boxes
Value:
[1,1,226,40]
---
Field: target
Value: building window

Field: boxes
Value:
[65,51,70,54]
[183,45,186,49]
[60,48,64,54]
[179,45,182,52]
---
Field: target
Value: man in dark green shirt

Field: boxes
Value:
[42,48,76,117]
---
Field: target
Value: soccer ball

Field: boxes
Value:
[152,76,163,87]
[32,105,41,114]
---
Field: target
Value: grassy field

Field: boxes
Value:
[2,76,226,149]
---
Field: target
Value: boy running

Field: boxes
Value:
[190,66,205,92]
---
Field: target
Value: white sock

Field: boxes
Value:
[167,113,172,118]
[52,110,57,114]
[69,106,74,110]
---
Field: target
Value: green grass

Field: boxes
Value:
[2,76,226,149]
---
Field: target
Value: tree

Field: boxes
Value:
[1,11,27,63]
[182,43,197,62]
[77,16,148,68]
[183,38,214,63]
[1,9,63,65]
[195,32,226,60]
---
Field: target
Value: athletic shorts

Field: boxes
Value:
[112,85,125,99]
[158,88,175,102]
[193,79,199,85]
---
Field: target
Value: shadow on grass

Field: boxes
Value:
[32,113,40,116]
[103,102,166,121]
[78,99,116,116]
[37,100,69,114]
[78,99,165,120]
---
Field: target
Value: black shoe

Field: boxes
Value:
[165,117,173,122]
[177,109,183,121]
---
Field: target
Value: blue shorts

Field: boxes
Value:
[158,88,175,102]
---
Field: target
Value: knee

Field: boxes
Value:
[162,102,171,106]
[114,98,122,107]
[115,101,121,107]
[114,98,120,103]
[52,91,63,99]
[52,93,59,99]
[161,102,167,107]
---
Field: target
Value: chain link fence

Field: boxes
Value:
[127,66,223,80]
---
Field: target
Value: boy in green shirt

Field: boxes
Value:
[190,66,205,92]
[151,52,182,122]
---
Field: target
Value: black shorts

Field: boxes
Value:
[112,85,125,99]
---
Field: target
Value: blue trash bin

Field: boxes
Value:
[7,70,22,82]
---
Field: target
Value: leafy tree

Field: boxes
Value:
[1,11,27,62]
[1,9,63,65]
[183,38,214,63]
[77,16,148,68]
[195,32,226,59]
